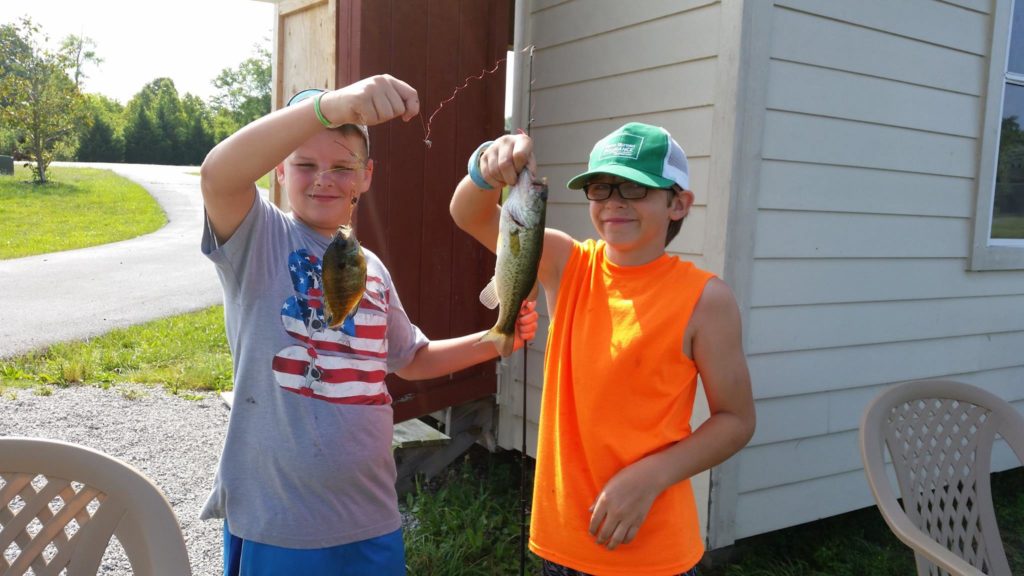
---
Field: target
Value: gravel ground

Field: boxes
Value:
[1,384,229,575]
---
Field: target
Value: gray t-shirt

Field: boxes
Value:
[200,194,427,549]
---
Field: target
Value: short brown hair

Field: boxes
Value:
[666,187,685,246]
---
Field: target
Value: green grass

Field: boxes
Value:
[0,164,166,259]
[0,306,232,394]
[992,215,1024,239]
[409,448,1024,576]
[402,447,543,575]
[708,467,1023,575]
[702,505,916,576]
[188,171,271,190]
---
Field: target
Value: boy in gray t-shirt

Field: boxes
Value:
[199,75,537,576]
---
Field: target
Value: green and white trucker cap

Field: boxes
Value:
[567,122,689,190]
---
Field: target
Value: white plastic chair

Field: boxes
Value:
[859,379,1024,576]
[0,437,192,575]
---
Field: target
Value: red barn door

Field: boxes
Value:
[336,0,512,423]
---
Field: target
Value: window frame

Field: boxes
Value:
[972,0,1024,270]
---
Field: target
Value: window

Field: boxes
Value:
[973,0,1024,269]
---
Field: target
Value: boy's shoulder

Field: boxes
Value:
[691,277,740,328]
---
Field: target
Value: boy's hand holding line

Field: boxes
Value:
[320,75,421,127]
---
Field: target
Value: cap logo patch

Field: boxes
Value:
[599,135,644,160]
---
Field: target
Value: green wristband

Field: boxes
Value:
[314,91,340,128]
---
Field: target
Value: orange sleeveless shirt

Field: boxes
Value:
[529,239,714,575]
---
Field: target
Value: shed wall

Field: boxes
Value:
[735,0,1024,540]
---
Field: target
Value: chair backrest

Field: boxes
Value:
[860,379,1024,576]
[0,437,192,576]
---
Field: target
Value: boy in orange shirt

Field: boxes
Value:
[450,123,756,575]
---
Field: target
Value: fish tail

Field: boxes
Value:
[479,328,515,358]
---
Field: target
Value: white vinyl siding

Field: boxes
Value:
[734,0,1024,541]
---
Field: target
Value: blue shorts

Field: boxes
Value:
[223,522,405,576]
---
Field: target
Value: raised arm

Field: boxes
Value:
[200,75,420,243]
[449,133,574,294]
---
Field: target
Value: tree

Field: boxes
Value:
[181,94,214,166]
[76,93,124,162]
[123,78,183,164]
[61,35,103,90]
[122,78,214,165]
[210,43,271,140]
[996,116,1024,217]
[0,17,87,183]
[0,20,32,156]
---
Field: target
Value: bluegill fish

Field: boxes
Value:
[322,225,367,329]
[479,168,548,357]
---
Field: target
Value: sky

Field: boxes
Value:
[1,0,275,104]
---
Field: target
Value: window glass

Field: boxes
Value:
[974,0,1024,266]
[1010,0,1024,74]
[996,84,1024,239]
[995,1,1024,241]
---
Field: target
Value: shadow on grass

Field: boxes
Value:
[405,446,1023,576]
[702,466,1023,576]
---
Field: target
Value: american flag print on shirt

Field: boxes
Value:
[272,248,392,405]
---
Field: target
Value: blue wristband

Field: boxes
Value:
[468,141,494,190]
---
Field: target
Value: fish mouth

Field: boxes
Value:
[531,181,548,200]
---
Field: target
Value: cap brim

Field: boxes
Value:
[567,164,675,190]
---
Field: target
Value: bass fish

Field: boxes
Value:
[479,168,548,357]
[322,225,367,329]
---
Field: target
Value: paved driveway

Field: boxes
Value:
[0,163,225,358]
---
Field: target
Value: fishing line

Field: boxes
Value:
[419,57,507,148]
[520,44,536,576]
[520,328,528,576]
[408,42,537,573]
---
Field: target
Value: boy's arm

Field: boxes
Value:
[589,279,756,550]
[449,133,574,292]
[200,75,419,243]
[395,302,538,380]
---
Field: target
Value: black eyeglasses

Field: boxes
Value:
[583,181,662,201]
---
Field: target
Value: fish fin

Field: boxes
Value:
[478,277,500,310]
[326,301,360,330]
[479,328,515,358]
[326,312,344,330]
